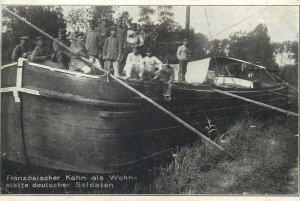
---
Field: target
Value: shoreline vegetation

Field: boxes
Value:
[146,115,298,194]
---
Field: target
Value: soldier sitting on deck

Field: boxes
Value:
[123,46,143,79]
[31,37,50,63]
[52,28,71,68]
[11,36,29,62]
[140,48,162,80]
[69,32,92,74]
[152,64,175,101]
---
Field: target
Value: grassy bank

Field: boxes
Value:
[147,115,298,194]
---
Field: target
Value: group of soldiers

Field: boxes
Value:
[11,17,191,84]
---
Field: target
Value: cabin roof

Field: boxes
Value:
[209,57,266,69]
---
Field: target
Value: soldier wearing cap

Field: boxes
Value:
[52,28,71,68]
[84,18,102,73]
[116,19,128,74]
[11,36,29,62]
[31,37,49,63]
[116,19,127,49]
[140,48,162,80]
[98,17,111,67]
[176,39,191,81]
[69,31,92,74]
[140,24,156,56]
[102,26,122,77]
[126,23,144,49]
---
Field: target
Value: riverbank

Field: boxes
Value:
[145,115,298,194]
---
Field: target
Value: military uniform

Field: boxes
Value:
[140,29,155,56]
[98,26,110,67]
[84,30,101,57]
[103,32,122,77]
[52,38,71,68]
[11,44,27,62]
[117,27,127,48]
[31,46,47,63]
[69,42,89,71]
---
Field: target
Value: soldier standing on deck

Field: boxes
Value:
[176,39,191,82]
[102,27,122,77]
[52,28,71,68]
[31,37,49,63]
[98,17,111,68]
[140,24,153,55]
[84,18,102,74]
[116,19,127,74]
[11,36,29,62]
[125,23,144,51]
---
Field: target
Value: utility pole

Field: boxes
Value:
[185,6,190,39]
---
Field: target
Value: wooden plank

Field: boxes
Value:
[1,94,27,164]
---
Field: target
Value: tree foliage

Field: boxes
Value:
[138,6,155,25]
[189,32,210,60]
[157,6,180,32]
[206,39,229,58]
[65,7,91,34]
[91,6,116,24]
[273,40,298,65]
[65,6,116,37]
[227,24,277,69]
[116,10,133,25]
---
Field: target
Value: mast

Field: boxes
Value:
[185,6,190,39]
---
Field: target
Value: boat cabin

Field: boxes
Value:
[183,57,278,89]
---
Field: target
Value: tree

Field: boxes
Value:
[227,31,250,61]
[137,6,183,62]
[65,6,116,39]
[246,24,275,67]
[65,7,91,35]
[188,31,210,60]
[227,24,277,69]
[138,6,155,25]
[273,40,298,67]
[206,39,229,58]
[91,6,116,25]
[2,6,66,64]
[156,6,180,31]
[117,11,133,24]
[290,40,298,64]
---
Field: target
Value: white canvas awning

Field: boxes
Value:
[185,58,211,84]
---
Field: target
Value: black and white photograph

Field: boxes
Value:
[0,3,299,196]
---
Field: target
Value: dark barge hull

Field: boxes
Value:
[1,61,289,173]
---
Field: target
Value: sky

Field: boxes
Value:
[63,6,299,42]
